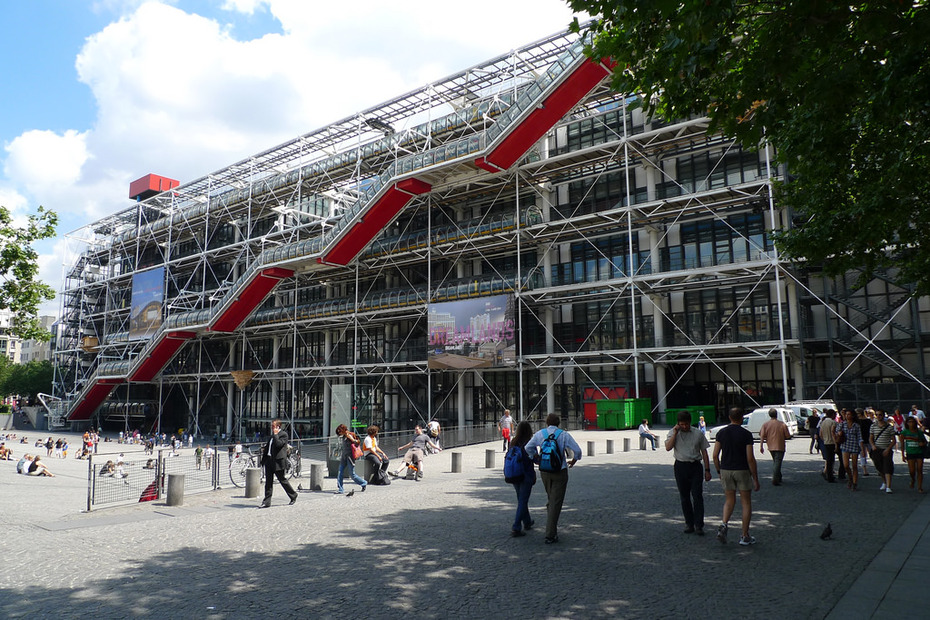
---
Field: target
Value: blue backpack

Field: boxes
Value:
[538,429,563,473]
[503,445,526,483]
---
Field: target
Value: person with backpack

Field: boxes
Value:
[504,421,536,537]
[523,414,582,544]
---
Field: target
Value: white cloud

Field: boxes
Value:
[4,129,90,191]
[221,0,267,15]
[4,0,581,312]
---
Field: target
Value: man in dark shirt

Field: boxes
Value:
[713,407,760,546]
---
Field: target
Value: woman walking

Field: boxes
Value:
[334,424,367,494]
[900,417,927,493]
[836,409,863,491]
[508,421,536,537]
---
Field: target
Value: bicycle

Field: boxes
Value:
[229,445,301,487]
[228,447,260,488]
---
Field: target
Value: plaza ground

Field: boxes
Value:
[1,427,927,619]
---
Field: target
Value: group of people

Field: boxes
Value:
[503,413,583,543]
[332,422,442,495]
[811,405,928,493]
[667,408,759,546]
[666,403,930,547]
[15,453,55,477]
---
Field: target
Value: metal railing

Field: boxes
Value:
[85,421,583,510]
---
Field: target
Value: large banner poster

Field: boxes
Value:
[428,294,516,369]
[129,266,165,340]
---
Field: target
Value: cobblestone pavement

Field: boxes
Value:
[1,429,926,619]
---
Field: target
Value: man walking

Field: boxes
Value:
[665,410,712,535]
[259,419,297,508]
[819,410,838,482]
[499,409,514,451]
[759,408,790,486]
[713,407,760,546]
[524,414,582,544]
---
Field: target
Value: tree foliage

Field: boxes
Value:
[0,359,53,400]
[0,205,57,339]
[569,1,930,294]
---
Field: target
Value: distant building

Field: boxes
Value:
[0,310,22,363]
[20,315,56,363]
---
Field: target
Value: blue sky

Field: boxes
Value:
[0,0,579,316]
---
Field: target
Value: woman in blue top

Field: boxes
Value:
[509,421,536,537]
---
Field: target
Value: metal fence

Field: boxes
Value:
[86,421,580,510]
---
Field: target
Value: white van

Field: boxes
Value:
[773,401,837,434]
[709,407,797,440]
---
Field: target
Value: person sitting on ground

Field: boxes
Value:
[0,443,12,460]
[392,425,440,479]
[638,419,659,450]
[16,454,33,474]
[143,458,156,469]
[100,460,116,476]
[27,455,55,477]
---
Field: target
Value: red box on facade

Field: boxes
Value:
[129,174,180,200]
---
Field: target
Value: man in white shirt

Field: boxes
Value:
[499,410,514,451]
[524,414,582,544]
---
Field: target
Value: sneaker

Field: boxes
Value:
[544,536,559,544]
[880,483,887,491]
[716,523,728,544]
[360,483,367,492]
[739,535,756,546]
[695,527,705,536]
[510,530,526,537]
[683,526,695,534]
[885,487,893,494]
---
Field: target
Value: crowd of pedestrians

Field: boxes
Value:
[810,406,928,494]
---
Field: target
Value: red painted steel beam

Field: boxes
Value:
[322,177,432,266]
[130,331,197,382]
[67,379,125,421]
[475,58,613,172]
[211,268,294,332]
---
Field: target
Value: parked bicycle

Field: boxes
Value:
[228,445,301,487]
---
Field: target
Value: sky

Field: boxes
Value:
[0,0,582,318]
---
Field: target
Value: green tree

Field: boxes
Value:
[569,1,930,293]
[1,360,53,400]
[0,205,57,339]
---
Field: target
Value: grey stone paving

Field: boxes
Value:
[0,429,926,619]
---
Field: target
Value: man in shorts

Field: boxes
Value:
[713,407,760,546]
[499,409,514,451]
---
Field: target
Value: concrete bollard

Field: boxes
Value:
[639,436,648,450]
[309,463,324,491]
[356,457,373,483]
[451,452,462,473]
[166,473,185,506]
[485,449,496,469]
[606,439,615,454]
[623,437,631,452]
[587,441,596,457]
[245,468,262,498]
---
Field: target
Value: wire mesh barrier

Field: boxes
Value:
[87,451,163,511]
[86,422,580,510]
